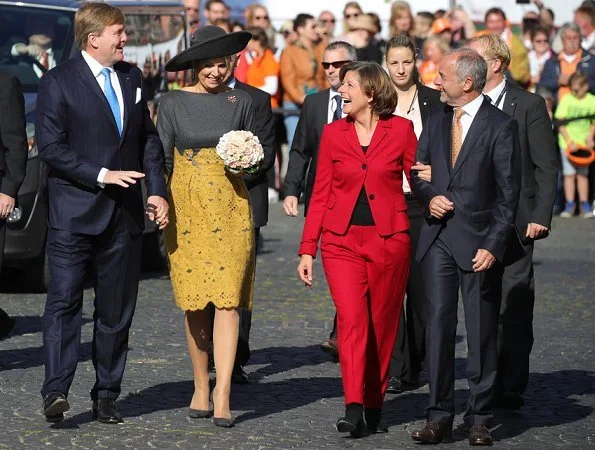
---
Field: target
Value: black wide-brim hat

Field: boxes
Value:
[165,26,251,72]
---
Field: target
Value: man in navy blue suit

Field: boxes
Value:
[410,49,521,446]
[35,3,168,424]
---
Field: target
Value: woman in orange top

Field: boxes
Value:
[419,36,450,89]
[245,26,280,109]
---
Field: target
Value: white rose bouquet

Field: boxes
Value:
[216,130,264,175]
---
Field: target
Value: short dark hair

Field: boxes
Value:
[530,26,550,41]
[325,41,358,61]
[417,11,435,22]
[246,26,269,49]
[576,5,595,26]
[485,7,506,22]
[294,13,314,32]
[205,0,227,10]
[339,61,398,117]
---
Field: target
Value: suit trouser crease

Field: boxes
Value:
[42,208,141,400]
[321,225,409,408]
[497,244,535,395]
[424,238,502,426]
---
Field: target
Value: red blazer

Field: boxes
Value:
[299,114,417,257]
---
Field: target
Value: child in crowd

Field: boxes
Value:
[418,35,450,88]
[554,71,595,218]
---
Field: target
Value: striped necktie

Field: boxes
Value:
[332,94,342,122]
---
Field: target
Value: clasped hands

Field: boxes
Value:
[103,170,169,229]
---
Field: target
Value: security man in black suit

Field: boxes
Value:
[225,54,276,383]
[0,71,28,340]
[282,41,357,358]
[469,34,558,410]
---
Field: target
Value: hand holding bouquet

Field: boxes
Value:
[216,130,264,175]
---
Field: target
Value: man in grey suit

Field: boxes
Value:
[282,41,356,357]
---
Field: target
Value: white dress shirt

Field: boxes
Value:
[484,78,507,110]
[459,94,485,144]
[10,44,56,78]
[81,50,125,185]
[327,88,345,124]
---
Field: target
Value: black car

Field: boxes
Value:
[0,0,186,291]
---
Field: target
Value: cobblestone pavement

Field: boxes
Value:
[0,207,593,449]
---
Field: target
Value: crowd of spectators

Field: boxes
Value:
[142,0,595,217]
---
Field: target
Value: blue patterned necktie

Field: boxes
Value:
[332,94,342,122]
[101,68,122,136]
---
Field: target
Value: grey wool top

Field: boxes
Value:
[156,88,255,177]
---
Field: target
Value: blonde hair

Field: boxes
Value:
[470,33,511,73]
[389,1,414,38]
[74,2,125,50]
[342,1,363,33]
[423,35,450,56]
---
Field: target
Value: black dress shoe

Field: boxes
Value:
[0,308,15,340]
[92,399,123,424]
[386,376,419,394]
[411,420,453,444]
[231,366,250,384]
[188,408,212,418]
[43,392,69,423]
[213,417,235,428]
[320,338,339,359]
[494,392,524,410]
[364,408,388,434]
[336,403,368,438]
[469,424,493,446]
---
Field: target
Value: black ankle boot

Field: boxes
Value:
[336,403,368,438]
[364,408,388,433]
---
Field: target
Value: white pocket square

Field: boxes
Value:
[135,87,142,104]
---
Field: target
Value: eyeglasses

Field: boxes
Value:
[254,15,269,20]
[322,60,351,69]
[344,13,360,19]
[321,18,336,24]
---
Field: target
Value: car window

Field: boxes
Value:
[0,5,75,92]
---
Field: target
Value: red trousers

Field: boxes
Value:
[321,225,410,408]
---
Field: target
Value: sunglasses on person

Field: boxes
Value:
[344,13,360,19]
[322,60,351,69]
[321,18,336,24]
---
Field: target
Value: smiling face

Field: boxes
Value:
[338,70,372,118]
[434,54,468,106]
[322,48,353,90]
[87,23,127,67]
[196,57,229,91]
[386,46,416,89]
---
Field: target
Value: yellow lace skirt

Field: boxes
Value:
[165,148,255,311]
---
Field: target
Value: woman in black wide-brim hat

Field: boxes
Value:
[156,26,254,428]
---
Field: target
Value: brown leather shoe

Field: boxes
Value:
[469,424,493,446]
[320,338,339,359]
[411,420,453,444]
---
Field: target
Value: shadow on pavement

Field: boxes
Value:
[248,344,336,379]
[491,370,594,442]
[0,341,92,371]
[2,315,92,339]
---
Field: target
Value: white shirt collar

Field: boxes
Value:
[82,50,111,78]
[583,30,595,49]
[484,77,507,106]
[460,93,484,119]
[329,87,340,101]
[227,76,237,88]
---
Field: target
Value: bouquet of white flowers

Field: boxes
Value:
[216,130,264,175]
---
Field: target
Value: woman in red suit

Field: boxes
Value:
[297,61,417,437]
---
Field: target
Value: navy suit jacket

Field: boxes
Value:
[411,98,521,271]
[35,53,167,235]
